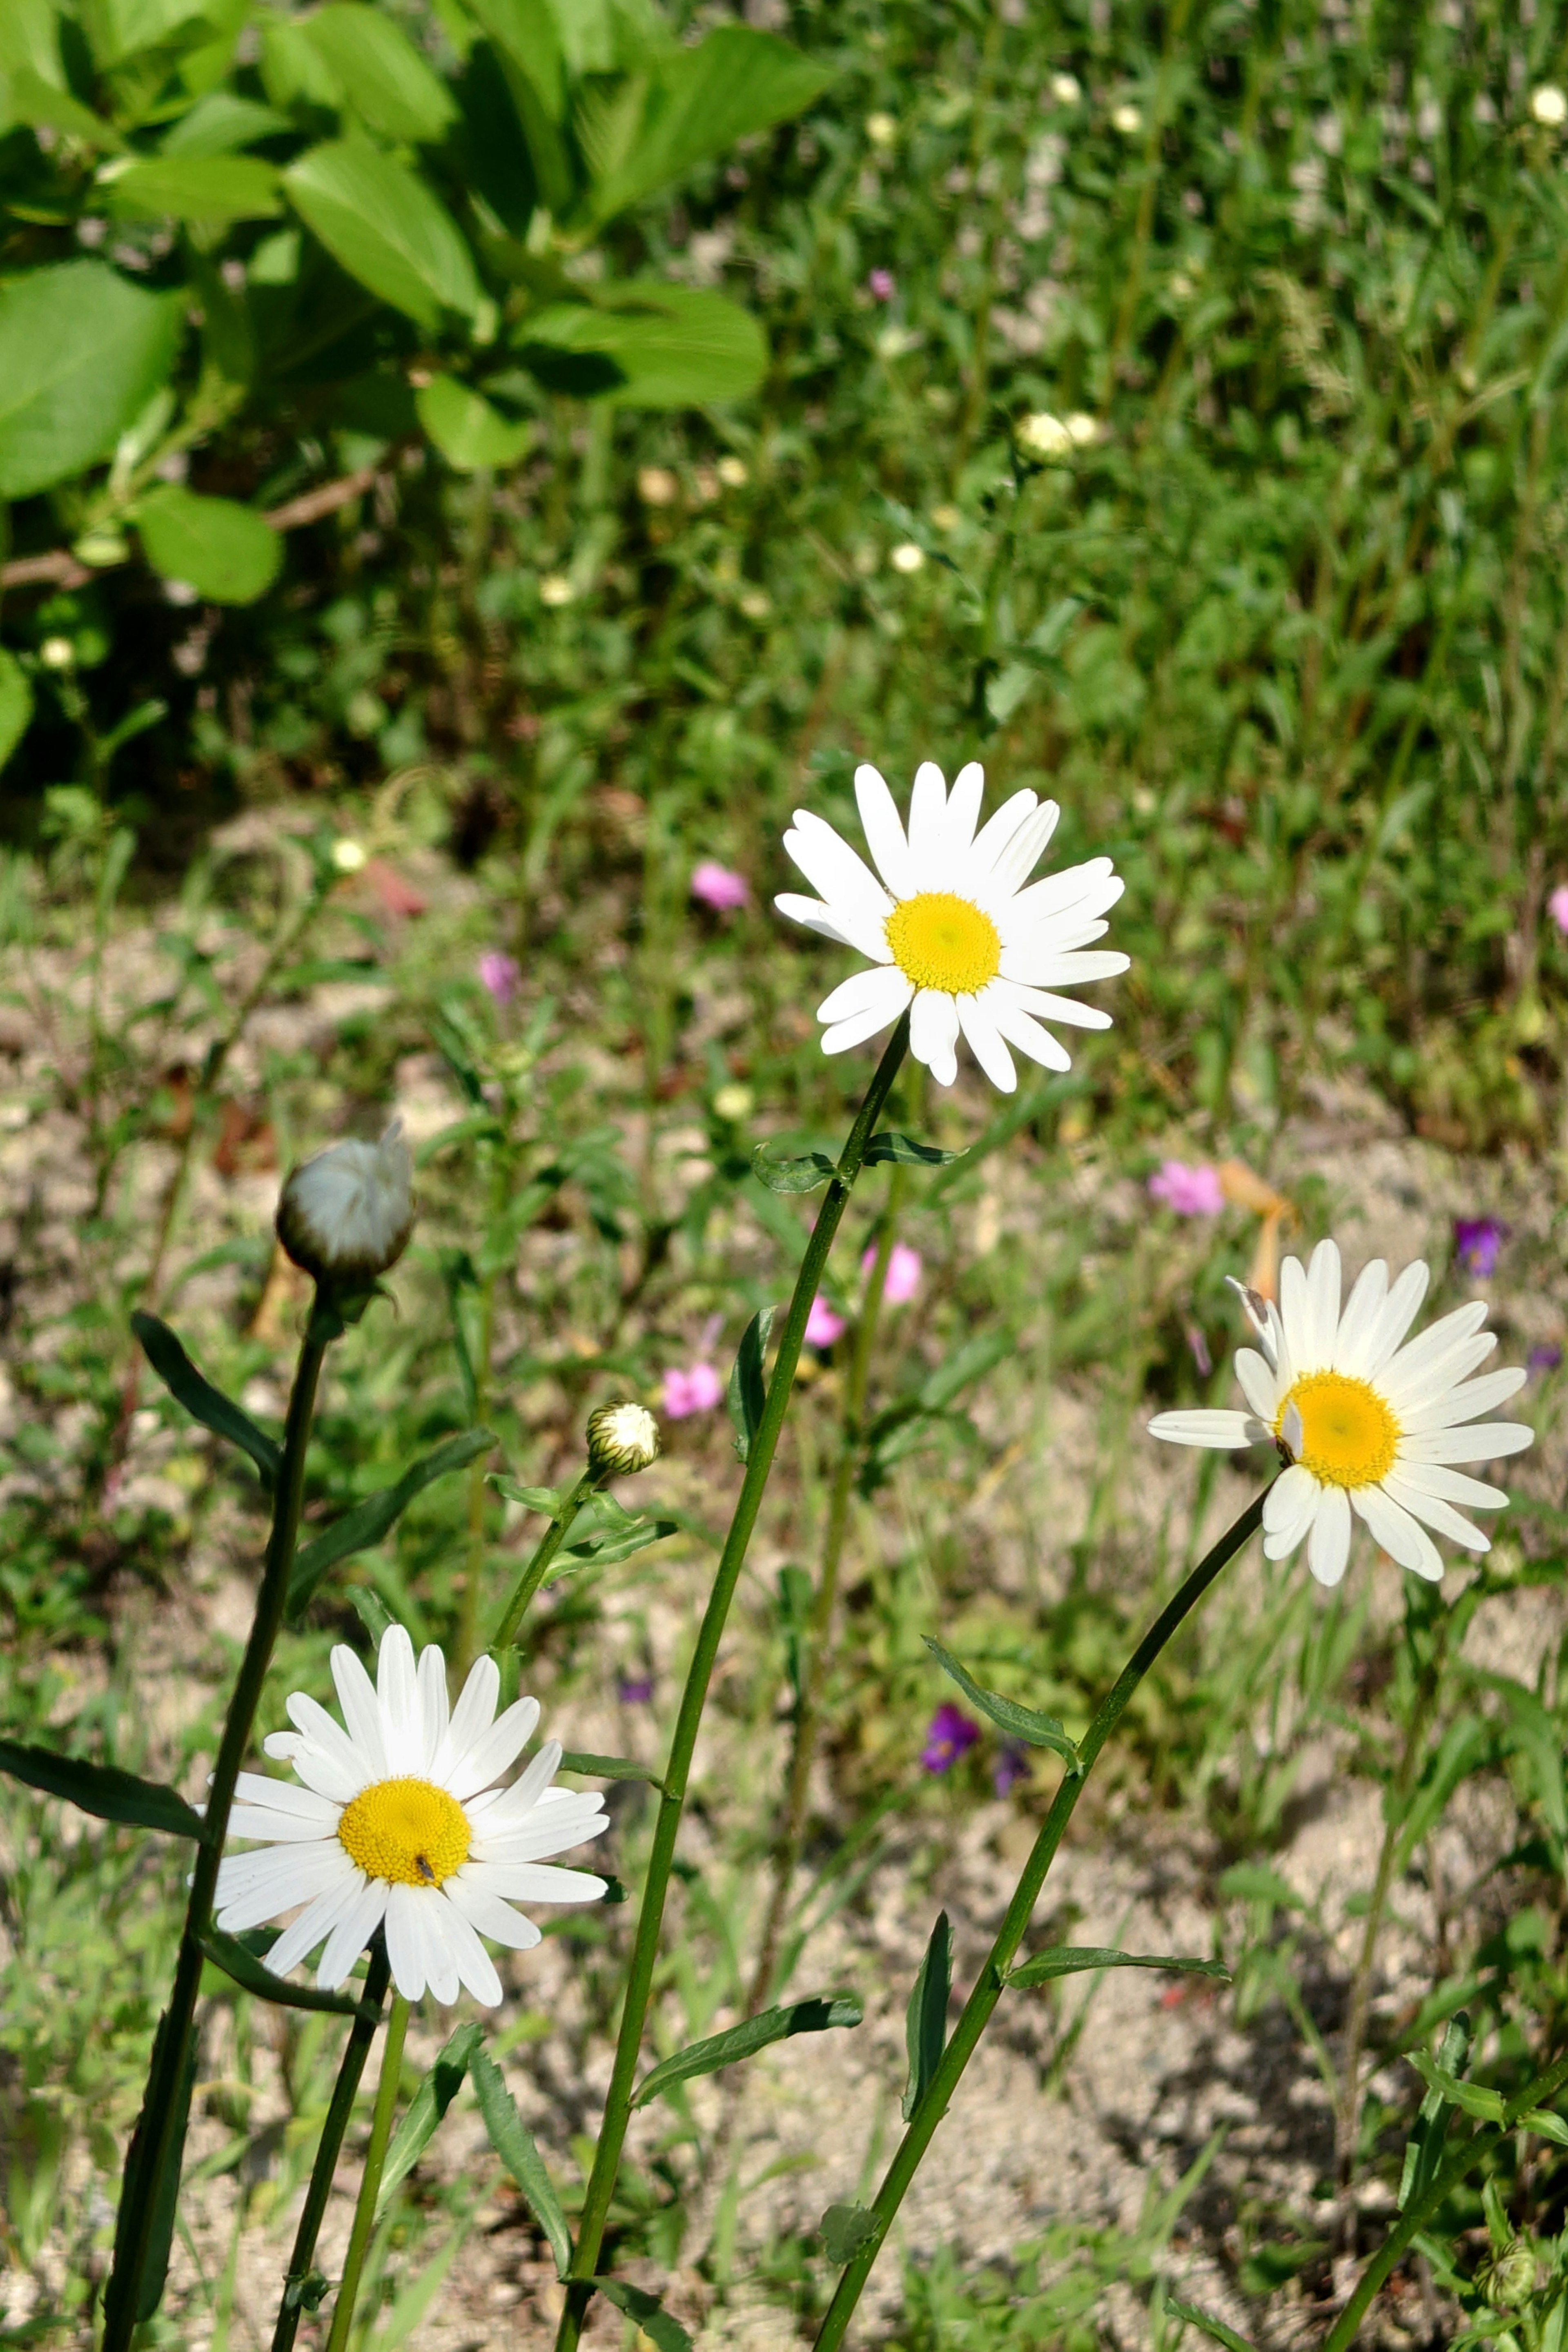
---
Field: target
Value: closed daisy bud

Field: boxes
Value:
[276,1120,414,1287]
[587,1400,662,1478]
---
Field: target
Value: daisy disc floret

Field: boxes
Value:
[215,1626,609,2005]
[775,762,1129,1092]
[1149,1239,1534,1588]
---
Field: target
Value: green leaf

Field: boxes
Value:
[902,1910,951,2122]
[1400,2015,1472,2211]
[470,2045,573,2278]
[284,138,482,331]
[131,1311,279,1489]
[751,1142,836,1193]
[586,26,834,224]
[728,1305,775,1464]
[102,154,283,226]
[135,488,283,605]
[1164,2299,1261,2352]
[0,649,34,777]
[594,2281,691,2352]
[819,2203,880,2265]
[4,63,127,151]
[0,261,180,499]
[918,1330,1012,1412]
[1407,2048,1506,2123]
[1004,1947,1230,1989]
[557,1751,664,1785]
[923,1638,1078,1762]
[377,2022,484,2216]
[490,1479,564,1515]
[461,0,574,214]
[1217,1861,1304,1911]
[632,1992,862,2109]
[558,1515,678,1572]
[1520,2107,1568,2147]
[196,1927,378,2019]
[416,376,532,471]
[298,4,456,144]
[0,1738,207,1842]
[287,1429,496,1616]
[348,1586,397,1646]
[160,91,294,157]
[518,285,767,410]
[107,2005,196,2328]
[864,1131,962,1167]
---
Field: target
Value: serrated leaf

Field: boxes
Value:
[196,1927,377,2019]
[132,1310,279,1488]
[470,2045,572,2277]
[518,284,766,409]
[0,1738,207,1842]
[377,2022,483,2216]
[751,1141,837,1194]
[0,648,35,777]
[819,2203,880,2265]
[0,261,180,499]
[903,1911,951,2121]
[594,2280,691,2352]
[923,1639,1077,1762]
[287,1430,496,1616]
[557,1751,664,1785]
[136,488,282,605]
[417,375,532,471]
[728,1305,775,1463]
[864,1131,962,1167]
[633,1993,862,2109]
[1004,1946,1230,1989]
[284,138,481,330]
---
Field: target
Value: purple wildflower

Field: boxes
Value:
[479,950,519,1005]
[1148,1160,1225,1216]
[1454,1217,1507,1279]
[921,1703,980,1774]
[993,1742,1030,1797]
[617,1675,653,1704]
[868,268,895,300]
[1529,1343,1561,1376]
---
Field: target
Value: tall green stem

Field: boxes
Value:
[271,1940,392,2352]
[492,1469,597,1651]
[554,1019,910,2352]
[811,1486,1270,2352]
[323,1994,411,2352]
[102,1321,330,2352]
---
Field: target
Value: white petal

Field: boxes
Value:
[286,1693,375,1797]
[1278,1254,1313,1369]
[267,1877,363,1980]
[290,1746,365,1806]
[417,1899,461,2006]
[384,1882,430,2000]
[1263,1463,1319,1553]
[430,1896,503,2007]
[990,800,1060,890]
[472,1811,611,1865]
[1399,1365,1528,1430]
[1235,1349,1279,1423]
[970,788,1038,874]
[434,1654,499,1784]
[774,892,855,947]
[1332,1260,1389,1377]
[331,1647,388,1781]
[1389,1461,1509,1512]
[375,1625,422,1771]
[822,991,911,1054]
[854,764,915,897]
[1363,1260,1432,1376]
[216,1842,353,1931]
[1380,1300,1490,1398]
[1147,1409,1261,1448]
[998,946,1130,988]
[906,760,948,860]
[1381,1471,1489,1555]
[1396,1421,1533,1463]
[1352,1483,1445,1579]
[471,1788,607,1842]
[783,810,894,924]
[955,996,1016,1092]
[1307,1486,1352,1586]
[817,963,909,1027]
[418,1644,450,1769]
[233,1773,339,1823]
[443,1873,543,1950]
[447,1696,541,1800]
[1386,1334,1498,1416]
[991,980,1113,1030]
[909,988,960,1085]
[227,1805,339,1843]
[1305,1240,1342,1367]
[940,762,986,862]
[997,857,1122,934]
[464,1860,608,1904]
[985,996,1072,1072]
[317,1878,389,1990]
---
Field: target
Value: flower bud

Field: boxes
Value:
[586,1401,661,1479]
[1481,2240,1537,2310]
[276,1120,414,1287]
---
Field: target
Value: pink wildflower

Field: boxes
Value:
[805,1295,846,1348]
[691,861,750,912]
[479,950,519,1005]
[1148,1159,1225,1216]
[868,268,895,300]
[1550,884,1568,935]
[662,1362,724,1419]
[863,1241,922,1303]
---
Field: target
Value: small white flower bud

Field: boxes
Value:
[276,1120,414,1286]
[1016,410,1073,461]
[39,635,75,670]
[331,836,367,873]
[1532,83,1566,127]
[586,1401,662,1479]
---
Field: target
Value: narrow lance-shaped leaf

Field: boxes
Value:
[924,1637,1078,1764]
[376,2022,484,2216]
[287,1428,496,1616]
[557,1751,664,1786]
[1164,2299,1262,2352]
[197,1927,379,2021]
[470,2045,572,2278]
[864,1131,962,1168]
[1004,1947,1230,1989]
[103,2003,196,2333]
[1406,2045,1506,2123]
[594,2280,692,2352]
[1399,2013,1472,2211]
[752,1141,836,1193]
[132,1310,279,1489]
[902,1910,951,2121]
[728,1305,775,1464]
[633,1993,863,2109]
[0,1737,207,1842]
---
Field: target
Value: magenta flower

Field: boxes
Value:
[1148,1159,1225,1216]
[1454,1216,1507,1279]
[617,1674,654,1704]
[868,268,895,300]
[864,1240,922,1304]
[1550,884,1568,934]
[921,1703,980,1773]
[993,1742,1030,1797]
[662,1362,724,1419]
[479,950,519,1005]
[805,1294,846,1347]
[691,861,750,912]
[1529,1343,1562,1375]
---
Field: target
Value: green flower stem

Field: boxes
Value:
[270,1938,392,2352]
[323,1992,412,2352]
[491,1470,597,1651]
[554,1017,911,2352]
[811,1483,1271,2352]
[103,1321,331,2352]
[1324,2040,1568,2352]
[455,1158,508,1679]
[746,1163,908,2016]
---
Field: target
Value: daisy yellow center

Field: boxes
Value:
[884,891,1001,996]
[337,1776,470,1888]
[1275,1371,1400,1489]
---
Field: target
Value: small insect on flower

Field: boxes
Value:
[1149,1239,1534,1588]
[215,1626,610,2005]
[276,1120,414,1286]
[587,1400,662,1478]
[776,760,1128,1094]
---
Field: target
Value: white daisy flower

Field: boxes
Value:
[277,1119,414,1285]
[775,762,1129,1093]
[216,1626,610,2007]
[1149,1239,1533,1588]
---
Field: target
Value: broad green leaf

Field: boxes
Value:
[819,2203,880,2265]
[416,376,532,471]
[470,2045,572,2278]
[284,139,482,330]
[864,1131,962,1168]
[103,154,283,226]
[259,14,342,109]
[518,285,767,409]
[1004,1946,1229,1989]
[0,0,63,88]
[728,1304,775,1464]
[160,91,293,156]
[196,1927,377,2019]
[377,2023,483,2215]
[135,488,283,604]
[1520,2107,1568,2147]
[287,1428,496,1616]
[131,1310,279,1488]
[4,63,126,150]
[594,2280,691,2352]
[923,1638,1078,1762]
[81,0,212,70]
[557,1751,663,1785]
[1165,2300,1261,2352]
[1216,1861,1305,1910]
[0,262,180,499]
[490,1478,564,1515]
[0,1738,207,1842]
[299,4,456,145]
[902,1911,951,2121]
[633,1993,861,2110]
[751,1142,835,1193]
[1406,2047,1506,2123]
[0,650,34,777]
[586,26,834,224]
[461,0,573,214]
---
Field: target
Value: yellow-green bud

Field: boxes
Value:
[586,1401,661,1479]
